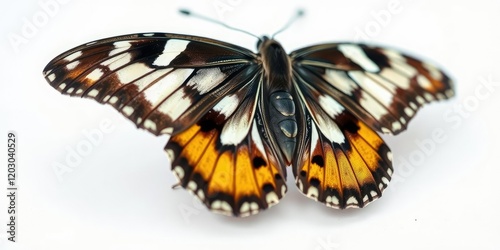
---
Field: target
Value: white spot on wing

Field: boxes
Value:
[318,95,344,118]
[404,107,414,117]
[326,195,340,207]
[144,68,192,107]
[109,96,118,104]
[212,94,239,118]
[116,62,154,83]
[86,68,104,81]
[390,60,418,77]
[346,196,359,206]
[66,60,80,70]
[310,109,345,144]
[220,102,254,145]
[250,121,266,157]
[87,89,99,97]
[160,127,173,134]
[380,68,410,89]
[130,68,174,93]
[63,51,82,62]
[416,96,425,104]
[306,186,319,200]
[338,44,380,72]
[144,119,157,131]
[211,200,232,215]
[107,53,133,71]
[265,192,279,207]
[187,68,226,95]
[382,177,389,185]
[409,102,418,109]
[165,149,174,160]
[173,166,184,180]
[47,73,56,82]
[240,201,259,217]
[387,151,393,162]
[122,106,134,116]
[109,41,132,57]
[309,120,319,153]
[424,93,434,101]
[365,72,397,94]
[153,39,190,66]
[240,202,250,214]
[250,202,259,211]
[157,88,192,120]
[392,121,402,131]
[187,181,197,191]
[417,75,433,89]
[359,93,388,120]
[349,71,394,108]
[323,70,358,94]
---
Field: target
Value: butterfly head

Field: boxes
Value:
[256,36,269,51]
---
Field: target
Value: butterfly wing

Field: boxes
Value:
[165,74,287,216]
[43,33,287,216]
[291,43,453,208]
[291,43,454,135]
[43,33,257,135]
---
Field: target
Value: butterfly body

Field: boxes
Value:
[44,31,453,217]
[258,36,298,166]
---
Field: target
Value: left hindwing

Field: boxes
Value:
[290,43,454,208]
[165,74,287,217]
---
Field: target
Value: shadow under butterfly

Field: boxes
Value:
[43,9,454,217]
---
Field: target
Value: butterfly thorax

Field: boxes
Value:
[258,37,292,91]
[258,36,297,165]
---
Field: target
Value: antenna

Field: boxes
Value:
[179,9,261,40]
[271,9,305,38]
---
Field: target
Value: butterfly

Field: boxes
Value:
[43,10,453,217]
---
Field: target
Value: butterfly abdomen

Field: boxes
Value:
[258,37,298,164]
[268,91,298,164]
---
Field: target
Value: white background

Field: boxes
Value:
[1,0,500,249]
